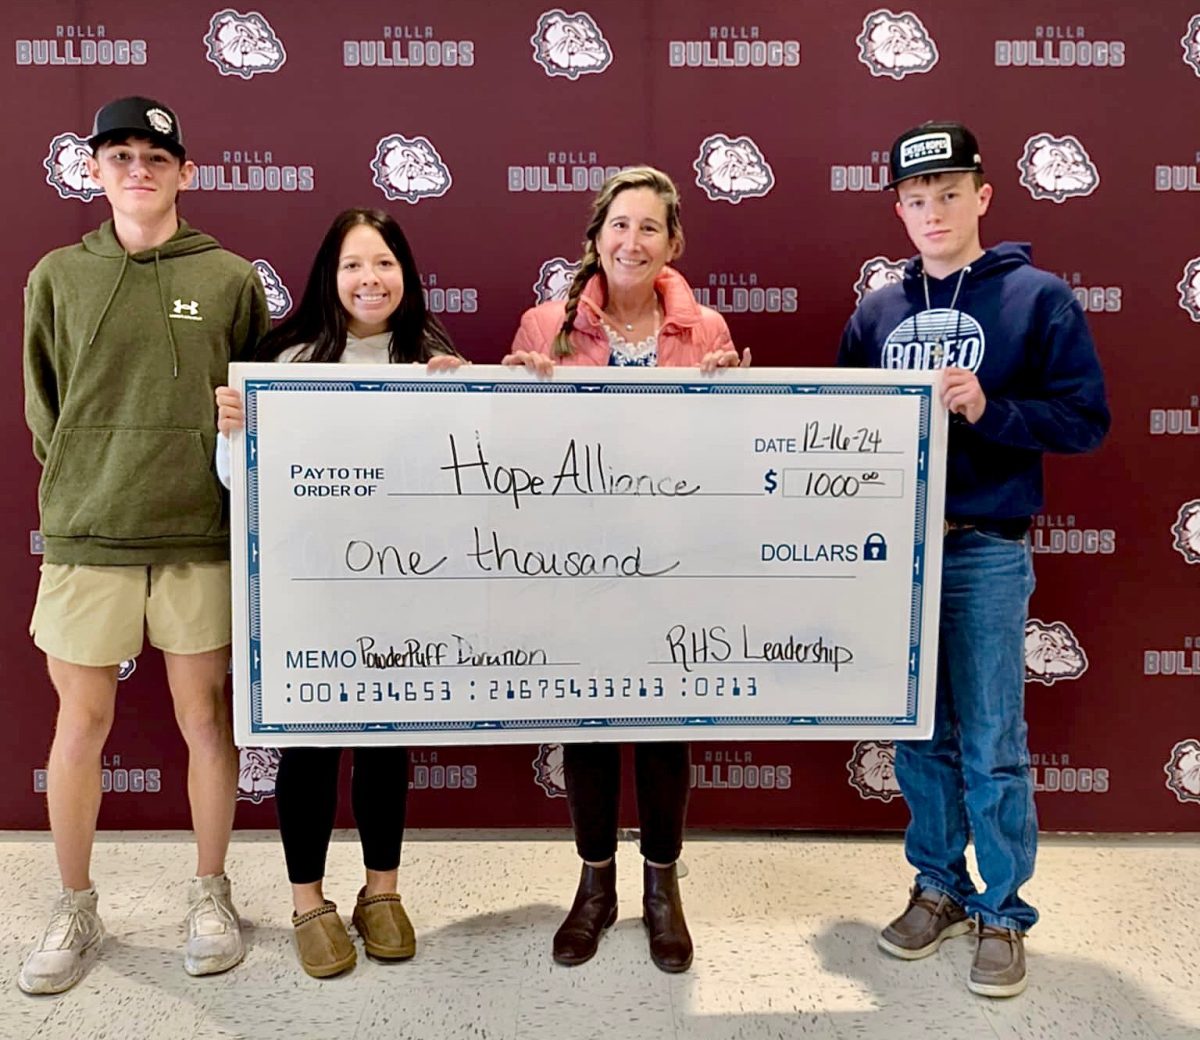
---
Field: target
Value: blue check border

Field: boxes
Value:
[243,379,933,735]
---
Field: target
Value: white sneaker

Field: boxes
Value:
[183,874,244,976]
[19,887,104,994]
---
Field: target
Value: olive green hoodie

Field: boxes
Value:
[24,219,270,564]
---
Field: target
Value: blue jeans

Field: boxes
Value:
[896,529,1038,931]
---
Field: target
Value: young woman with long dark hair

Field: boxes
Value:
[215,208,464,978]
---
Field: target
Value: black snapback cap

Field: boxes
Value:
[89,96,185,158]
[886,121,982,189]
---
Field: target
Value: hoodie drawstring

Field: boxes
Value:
[86,250,130,349]
[920,264,970,368]
[84,248,180,379]
[154,251,180,378]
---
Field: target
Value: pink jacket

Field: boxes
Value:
[510,266,734,367]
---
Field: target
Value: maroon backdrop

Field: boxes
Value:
[2,0,1197,833]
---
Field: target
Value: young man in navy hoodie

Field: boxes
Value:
[838,122,1109,997]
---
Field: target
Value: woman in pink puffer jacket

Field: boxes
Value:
[504,166,749,975]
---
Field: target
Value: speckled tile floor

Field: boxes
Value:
[0,832,1196,1040]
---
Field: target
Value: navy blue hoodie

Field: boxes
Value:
[838,242,1110,521]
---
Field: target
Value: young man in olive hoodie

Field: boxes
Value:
[20,96,270,994]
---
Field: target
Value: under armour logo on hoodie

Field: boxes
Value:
[170,298,202,321]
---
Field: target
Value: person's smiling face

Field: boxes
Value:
[595,186,679,297]
[335,224,405,337]
[87,137,194,221]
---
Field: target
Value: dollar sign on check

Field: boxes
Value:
[764,469,778,494]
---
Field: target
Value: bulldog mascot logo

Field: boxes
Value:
[370,134,453,204]
[532,743,567,798]
[44,133,101,202]
[533,257,581,304]
[1181,14,1200,76]
[1164,738,1200,804]
[1024,619,1089,685]
[693,134,775,204]
[237,747,281,804]
[531,10,613,79]
[847,740,902,802]
[1170,499,1200,564]
[1176,258,1200,323]
[856,10,939,79]
[854,257,906,304]
[253,259,293,319]
[1018,133,1100,203]
[204,9,287,78]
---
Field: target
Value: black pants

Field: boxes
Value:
[275,746,409,885]
[564,742,690,865]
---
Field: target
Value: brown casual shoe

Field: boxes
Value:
[878,885,971,960]
[553,861,617,966]
[968,920,1027,997]
[292,902,356,978]
[352,888,416,961]
[642,862,693,973]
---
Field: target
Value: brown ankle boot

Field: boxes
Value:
[642,861,693,973]
[552,861,617,966]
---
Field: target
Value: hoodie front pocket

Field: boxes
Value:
[40,428,223,541]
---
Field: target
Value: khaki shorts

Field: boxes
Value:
[30,562,232,667]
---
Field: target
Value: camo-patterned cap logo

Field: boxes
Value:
[847,740,902,802]
[854,257,906,303]
[237,747,281,804]
[253,259,292,319]
[532,743,567,798]
[1171,499,1200,564]
[1024,619,1089,685]
[857,9,939,79]
[694,134,774,204]
[531,9,613,79]
[1165,738,1200,804]
[1182,14,1200,76]
[44,132,100,202]
[1018,133,1099,204]
[1177,258,1200,323]
[533,257,581,304]
[204,9,287,79]
[371,134,452,204]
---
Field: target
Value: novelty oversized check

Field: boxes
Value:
[229,365,946,747]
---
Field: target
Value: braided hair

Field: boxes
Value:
[552,166,685,358]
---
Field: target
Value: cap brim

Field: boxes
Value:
[88,129,185,159]
[886,165,982,190]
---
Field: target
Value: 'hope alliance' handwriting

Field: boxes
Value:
[440,433,701,509]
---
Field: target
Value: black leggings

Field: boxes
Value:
[274,746,409,885]
[564,742,690,865]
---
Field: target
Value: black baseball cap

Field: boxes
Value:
[886,121,982,189]
[89,96,185,158]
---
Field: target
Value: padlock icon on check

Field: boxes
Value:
[863,533,888,561]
